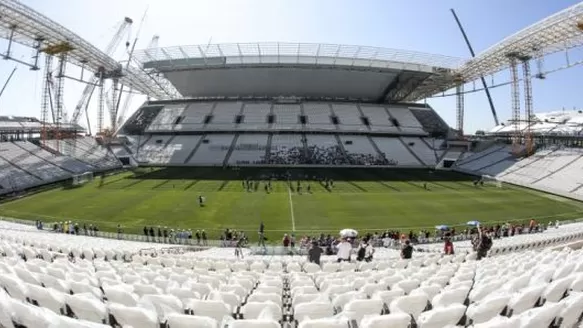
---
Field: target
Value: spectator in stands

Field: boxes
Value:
[149,227,154,242]
[117,225,123,240]
[282,233,291,251]
[195,230,201,245]
[401,240,413,259]
[444,234,454,255]
[365,240,374,262]
[476,230,493,260]
[308,241,322,265]
[201,229,207,246]
[143,226,149,242]
[163,227,168,243]
[336,237,352,262]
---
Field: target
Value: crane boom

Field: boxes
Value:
[70,17,133,125]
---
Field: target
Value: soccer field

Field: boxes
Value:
[0,167,582,240]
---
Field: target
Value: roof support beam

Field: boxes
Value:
[377,73,403,103]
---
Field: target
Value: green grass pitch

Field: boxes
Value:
[1,167,582,240]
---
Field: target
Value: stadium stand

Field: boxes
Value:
[372,137,422,167]
[207,102,243,130]
[273,104,302,130]
[188,135,235,166]
[146,104,188,132]
[453,144,583,201]
[386,107,425,134]
[241,103,272,130]
[302,103,336,130]
[174,103,215,132]
[331,104,367,131]
[409,106,451,136]
[0,139,120,195]
[359,105,399,133]
[1,219,583,328]
[228,134,269,165]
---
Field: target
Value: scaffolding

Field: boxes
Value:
[455,82,464,137]
[507,54,522,154]
[522,58,535,155]
[40,55,53,147]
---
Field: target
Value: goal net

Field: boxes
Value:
[481,175,503,188]
[72,172,94,186]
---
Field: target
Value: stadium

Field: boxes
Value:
[1,0,583,327]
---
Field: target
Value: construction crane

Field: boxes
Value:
[0,66,17,106]
[69,17,133,130]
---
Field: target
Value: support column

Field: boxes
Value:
[522,59,534,155]
[508,55,521,153]
[40,55,53,147]
[55,53,67,152]
[97,72,105,134]
[110,79,119,131]
[456,83,464,137]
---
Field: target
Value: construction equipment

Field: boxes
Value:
[69,17,133,131]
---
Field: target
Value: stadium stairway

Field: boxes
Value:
[223,134,240,166]
[265,134,273,163]
[183,134,206,164]
[367,136,384,158]
[334,135,350,162]
[398,138,426,166]
[531,153,583,184]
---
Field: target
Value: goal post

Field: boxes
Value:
[71,172,94,187]
[481,174,503,188]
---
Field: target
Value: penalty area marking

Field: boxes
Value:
[288,186,296,232]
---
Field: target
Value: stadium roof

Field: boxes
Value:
[134,42,465,103]
[0,0,177,99]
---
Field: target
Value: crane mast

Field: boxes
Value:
[69,17,133,128]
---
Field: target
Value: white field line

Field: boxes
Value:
[287,185,296,231]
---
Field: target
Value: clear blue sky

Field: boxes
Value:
[0,0,582,133]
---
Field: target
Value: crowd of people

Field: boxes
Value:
[265,144,397,166]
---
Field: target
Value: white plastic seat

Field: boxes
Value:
[139,294,183,320]
[247,292,282,308]
[389,294,429,321]
[241,301,282,320]
[229,319,281,328]
[27,283,66,314]
[108,302,158,328]
[466,294,511,325]
[393,279,420,294]
[103,285,138,306]
[416,303,466,328]
[342,299,383,322]
[431,287,469,308]
[555,292,583,328]
[542,276,574,303]
[294,301,334,323]
[360,313,412,328]
[332,291,367,311]
[298,317,351,328]
[65,294,108,324]
[371,289,404,307]
[10,299,57,328]
[507,285,545,316]
[0,274,28,302]
[515,301,561,328]
[166,313,218,328]
[50,316,111,328]
[472,315,519,328]
[188,299,231,322]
